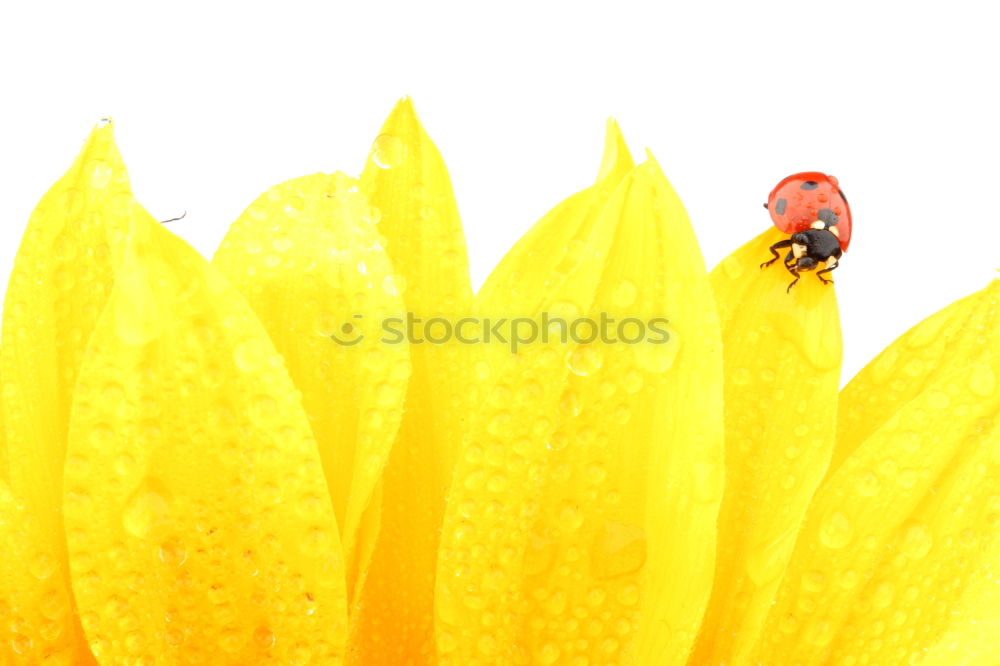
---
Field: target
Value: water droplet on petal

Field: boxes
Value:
[372,134,405,168]
[253,625,275,648]
[592,521,647,579]
[900,525,932,559]
[567,344,603,376]
[158,539,188,566]
[819,511,853,549]
[122,484,171,538]
[632,327,679,373]
[969,363,996,397]
[612,280,637,308]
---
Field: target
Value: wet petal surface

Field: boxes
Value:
[214,172,409,602]
[63,208,349,664]
[349,98,477,664]
[0,120,133,666]
[438,153,724,665]
[754,280,1000,665]
[691,227,843,666]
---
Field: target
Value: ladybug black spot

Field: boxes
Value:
[801,181,819,190]
[775,198,787,215]
[818,208,838,225]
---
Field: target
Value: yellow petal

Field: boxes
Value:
[0,119,133,665]
[62,209,349,663]
[834,285,989,473]
[474,119,634,382]
[754,280,1000,664]
[918,548,1000,666]
[350,98,476,663]
[436,155,724,665]
[690,227,843,666]
[213,172,409,602]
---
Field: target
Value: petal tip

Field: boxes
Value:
[596,117,635,185]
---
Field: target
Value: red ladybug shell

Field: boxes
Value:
[767,172,852,251]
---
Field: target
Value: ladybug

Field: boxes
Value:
[759,172,852,292]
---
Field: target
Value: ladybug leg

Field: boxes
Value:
[760,239,793,269]
[786,270,801,293]
[816,256,840,285]
[782,254,798,277]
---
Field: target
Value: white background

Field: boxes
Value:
[1,0,997,385]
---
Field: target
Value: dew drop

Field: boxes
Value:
[30,552,55,580]
[122,484,171,538]
[567,344,603,376]
[612,280,637,308]
[622,369,643,394]
[372,134,405,168]
[632,330,679,374]
[855,471,881,497]
[898,469,918,488]
[10,633,32,655]
[969,363,996,397]
[437,632,457,653]
[538,644,560,664]
[253,625,276,648]
[90,161,113,189]
[801,570,827,593]
[586,463,607,484]
[592,521,647,579]
[819,511,853,549]
[559,502,584,531]
[871,581,894,609]
[234,339,268,373]
[546,432,568,451]
[114,453,137,476]
[158,539,188,567]
[810,620,834,647]
[900,525,932,559]
[272,236,293,252]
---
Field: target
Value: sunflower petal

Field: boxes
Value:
[350,98,476,663]
[690,227,843,666]
[437,156,724,665]
[754,279,1000,664]
[0,120,133,665]
[213,172,409,602]
[834,284,990,472]
[62,210,349,663]
[474,119,634,382]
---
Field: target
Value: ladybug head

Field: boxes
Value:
[766,172,852,251]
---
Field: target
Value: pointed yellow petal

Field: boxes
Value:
[754,280,1000,664]
[595,118,635,185]
[437,157,724,665]
[690,227,843,666]
[0,119,134,665]
[835,285,989,472]
[474,119,634,383]
[213,172,409,602]
[63,210,349,663]
[350,98,477,663]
